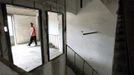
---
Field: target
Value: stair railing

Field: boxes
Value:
[66,45,100,75]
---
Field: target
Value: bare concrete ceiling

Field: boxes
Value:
[6,5,39,16]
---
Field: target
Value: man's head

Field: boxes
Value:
[30,22,33,27]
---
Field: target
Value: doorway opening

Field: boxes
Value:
[6,5,43,72]
[47,11,63,60]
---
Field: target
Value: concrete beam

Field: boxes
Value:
[13,0,34,8]
[1,0,12,3]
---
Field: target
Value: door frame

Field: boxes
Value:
[46,10,65,61]
[1,3,45,72]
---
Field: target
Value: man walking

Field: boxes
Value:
[28,22,37,46]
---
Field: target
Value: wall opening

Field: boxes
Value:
[6,4,43,72]
[47,11,64,60]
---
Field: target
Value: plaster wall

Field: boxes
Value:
[67,0,118,75]
[13,15,39,44]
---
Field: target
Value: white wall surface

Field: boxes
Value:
[67,0,118,75]
[13,15,39,44]
[48,12,60,35]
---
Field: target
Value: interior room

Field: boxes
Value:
[1,0,134,75]
[47,11,63,60]
[6,5,42,72]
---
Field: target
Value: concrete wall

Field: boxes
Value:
[13,15,39,44]
[100,0,119,15]
[0,0,66,75]
[66,0,93,14]
[30,54,66,75]
[7,6,40,44]
[67,0,118,75]
[0,61,19,75]
[66,0,78,14]
[0,3,10,61]
[66,66,76,75]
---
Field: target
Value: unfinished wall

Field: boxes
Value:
[0,3,10,61]
[13,15,38,44]
[101,0,119,14]
[0,0,66,75]
[30,54,66,75]
[0,61,19,75]
[66,0,93,14]
[6,6,40,44]
[66,0,79,14]
[67,0,118,75]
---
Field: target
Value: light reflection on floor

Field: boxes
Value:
[11,43,42,72]
[11,43,62,71]
[49,48,62,60]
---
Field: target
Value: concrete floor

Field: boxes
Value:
[49,48,62,60]
[11,43,42,72]
[11,43,62,71]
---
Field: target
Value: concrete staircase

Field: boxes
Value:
[113,0,134,75]
[66,66,76,75]
[112,6,129,75]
